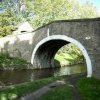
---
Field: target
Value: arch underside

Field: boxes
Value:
[32,40,69,69]
[31,35,92,77]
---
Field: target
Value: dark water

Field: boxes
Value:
[0,64,86,86]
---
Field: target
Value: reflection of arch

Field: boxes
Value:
[31,35,92,77]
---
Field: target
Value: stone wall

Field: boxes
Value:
[0,32,35,62]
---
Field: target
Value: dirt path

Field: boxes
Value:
[64,73,86,100]
[18,73,86,100]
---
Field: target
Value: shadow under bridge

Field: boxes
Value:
[32,39,69,69]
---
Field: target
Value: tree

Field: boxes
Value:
[26,0,99,28]
[0,0,99,37]
[0,7,16,37]
[0,0,27,37]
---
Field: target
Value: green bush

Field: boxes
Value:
[0,53,29,66]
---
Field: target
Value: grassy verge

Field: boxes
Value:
[36,84,73,100]
[76,77,100,100]
[0,75,67,100]
[54,52,83,66]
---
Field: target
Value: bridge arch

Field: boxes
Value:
[31,35,92,77]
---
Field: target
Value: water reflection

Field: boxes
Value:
[0,63,86,86]
[54,64,86,76]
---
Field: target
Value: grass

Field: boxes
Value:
[0,53,30,66]
[54,52,83,65]
[0,75,67,100]
[76,77,100,100]
[35,77,100,100]
[55,54,67,62]
[36,84,73,100]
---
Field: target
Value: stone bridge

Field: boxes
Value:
[0,18,100,79]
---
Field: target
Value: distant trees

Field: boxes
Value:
[0,0,28,36]
[27,0,99,28]
[0,7,15,37]
[0,0,99,37]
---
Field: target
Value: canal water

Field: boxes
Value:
[0,64,86,86]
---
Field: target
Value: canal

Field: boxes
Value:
[0,63,86,86]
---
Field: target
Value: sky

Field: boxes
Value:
[79,0,100,10]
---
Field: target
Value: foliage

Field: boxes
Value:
[76,77,100,100]
[0,75,67,100]
[0,53,29,66]
[55,52,83,65]
[36,84,72,100]
[0,0,27,37]
[0,8,15,37]
[55,43,84,64]
[0,0,99,37]
[26,0,99,28]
